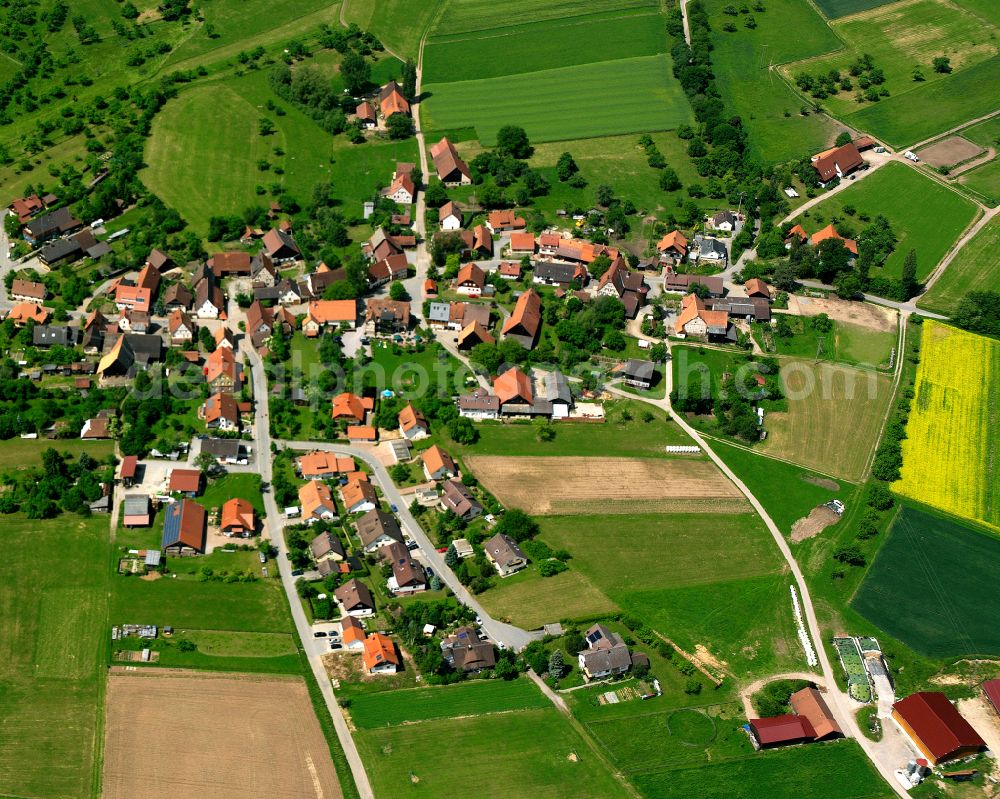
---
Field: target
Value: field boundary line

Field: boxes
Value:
[699,433,859,485]
[425,9,664,45]
[859,312,906,480]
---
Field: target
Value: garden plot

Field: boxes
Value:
[464,455,748,515]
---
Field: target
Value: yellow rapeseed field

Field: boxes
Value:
[894,321,1000,532]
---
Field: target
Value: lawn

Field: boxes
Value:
[455,400,693,459]
[791,162,978,282]
[918,216,1000,314]
[111,549,291,633]
[200,472,265,515]
[710,440,848,535]
[892,321,1000,531]
[112,629,301,674]
[0,437,116,471]
[844,55,1000,148]
[143,69,419,235]
[355,706,627,797]
[760,316,896,368]
[422,54,693,145]
[347,678,549,729]
[852,506,1000,658]
[703,0,842,162]
[632,739,891,799]
[430,0,657,36]
[782,0,999,119]
[0,515,110,799]
[624,573,804,679]
[423,10,666,83]
[342,0,438,58]
[477,567,620,629]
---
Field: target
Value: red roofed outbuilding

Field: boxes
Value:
[892,692,986,765]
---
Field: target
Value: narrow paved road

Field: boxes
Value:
[241,343,376,799]
[275,437,542,652]
[603,348,911,798]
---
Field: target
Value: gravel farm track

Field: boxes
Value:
[101,669,342,799]
[464,455,751,516]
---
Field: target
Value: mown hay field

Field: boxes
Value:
[852,506,1000,657]
[102,670,342,799]
[423,54,693,145]
[464,455,748,515]
[893,321,1000,531]
[423,10,666,83]
[919,216,1000,314]
[760,361,894,482]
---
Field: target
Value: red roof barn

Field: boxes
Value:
[892,692,986,765]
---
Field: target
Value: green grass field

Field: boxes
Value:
[954,0,1000,26]
[0,438,116,471]
[540,512,781,593]
[477,567,620,628]
[111,549,291,633]
[845,55,1000,148]
[704,0,841,162]
[355,702,627,797]
[919,215,1000,314]
[814,0,896,17]
[431,0,656,36]
[783,0,999,118]
[423,11,666,83]
[143,69,418,234]
[162,0,341,71]
[761,315,896,368]
[632,739,891,799]
[958,115,1000,149]
[792,162,978,281]
[0,515,110,799]
[342,0,438,58]
[347,679,550,729]
[451,130,720,222]
[959,157,1000,206]
[852,506,1000,658]
[710,440,847,535]
[454,400,692,459]
[423,54,693,145]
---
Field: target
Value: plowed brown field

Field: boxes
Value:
[102,669,342,799]
[465,455,748,515]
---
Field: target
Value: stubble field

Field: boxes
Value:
[464,455,748,515]
[102,670,342,799]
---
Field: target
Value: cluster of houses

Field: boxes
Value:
[353,80,410,132]
[671,278,772,341]
[785,222,858,261]
[458,365,573,420]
